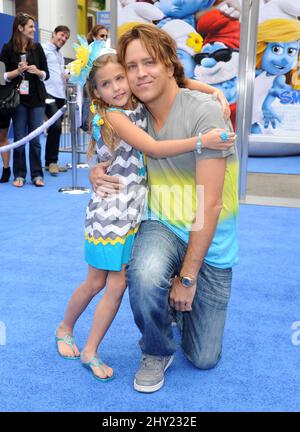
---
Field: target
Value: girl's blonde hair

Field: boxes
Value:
[256,19,300,86]
[86,53,120,160]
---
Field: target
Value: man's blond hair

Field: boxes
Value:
[117,23,187,88]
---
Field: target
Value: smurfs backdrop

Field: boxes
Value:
[252,0,300,136]
[249,0,300,156]
[117,0,300,156]
[117,0,242,132]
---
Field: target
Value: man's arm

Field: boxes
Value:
[185,78,231,121]
[169,157,226,312]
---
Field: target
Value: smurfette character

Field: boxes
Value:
[251,19,300,133]
[162,19,203,77]
[194,9,240,129]
[155,0,216,28]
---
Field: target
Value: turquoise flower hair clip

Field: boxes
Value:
[90,102,128,142]
[90,101,104,142]
[92,114,104,142]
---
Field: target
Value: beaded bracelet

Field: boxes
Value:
[196,132,202,155]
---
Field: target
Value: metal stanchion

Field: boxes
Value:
[59,85,90,195]
[77,128,89,169]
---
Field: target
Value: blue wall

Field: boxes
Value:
[0,13,15,51]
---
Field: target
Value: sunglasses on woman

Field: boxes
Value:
[99,33,108,39]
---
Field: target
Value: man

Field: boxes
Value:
[42,25,70,175]
[91,24,239,393]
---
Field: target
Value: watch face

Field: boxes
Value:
[182,277,194,287]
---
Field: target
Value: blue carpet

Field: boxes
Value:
[0,144,300,412]
[248,156,300,175]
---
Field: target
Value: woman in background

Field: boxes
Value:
[0,118,11,183]
[87,25,109,45]
[0,12,49,187]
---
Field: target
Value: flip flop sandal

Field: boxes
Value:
[55,328,80,360]
[32,177,45,187]
[80,354,115,382]
[13,177,25,187]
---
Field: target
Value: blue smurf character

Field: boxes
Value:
[251,19,300,133]
[155,0,216,28]
[162,19,203,78]
[194,8,240,129]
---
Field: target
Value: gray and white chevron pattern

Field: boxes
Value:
[85,103,148,243]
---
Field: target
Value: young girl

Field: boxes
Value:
[55,49,235,382]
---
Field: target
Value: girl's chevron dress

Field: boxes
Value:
[84,103,148,271]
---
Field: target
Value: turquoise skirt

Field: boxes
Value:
[84,230,136,272]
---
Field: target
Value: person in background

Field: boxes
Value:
[87,25,109,45]
[0,117,11,183]
[1,12,49,187]
[43,25,70,176]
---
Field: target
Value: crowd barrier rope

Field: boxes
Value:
[0,89,90,194]
[0,106,67,153]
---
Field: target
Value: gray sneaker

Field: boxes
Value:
[134,354,174,393]
[48,163,59,176]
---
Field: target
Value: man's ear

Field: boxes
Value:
[167,64,175,78]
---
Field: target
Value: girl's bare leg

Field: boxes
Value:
[81,266,126,378]
[56,265,108,358]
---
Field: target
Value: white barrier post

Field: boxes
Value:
[59,84,90,195]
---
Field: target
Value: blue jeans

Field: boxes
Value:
[127,221,232,369]
[12,104,45,181]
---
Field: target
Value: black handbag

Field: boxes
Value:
[0,81,20,115]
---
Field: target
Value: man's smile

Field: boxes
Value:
[136,81,152,88]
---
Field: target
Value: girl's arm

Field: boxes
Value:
[106,111,235,158]
[185,78,231,121]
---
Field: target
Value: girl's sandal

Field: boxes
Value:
[55,327,80,360]
[80,353,115,382]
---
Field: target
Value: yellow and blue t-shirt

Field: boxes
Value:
[146,89,239,269]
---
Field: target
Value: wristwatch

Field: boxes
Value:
[177,275,196,288]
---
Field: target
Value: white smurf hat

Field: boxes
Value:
[118,2,164,26]
[162,19,203,56]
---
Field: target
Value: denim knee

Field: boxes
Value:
[127,263,170,308]
[186,350,221,370]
